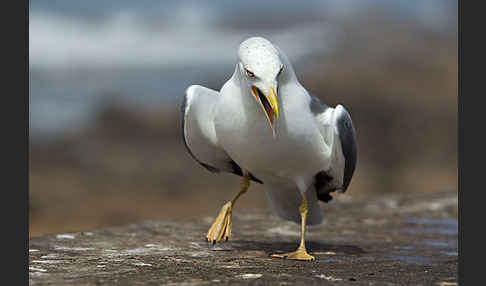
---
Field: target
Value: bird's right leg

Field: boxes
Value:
[271,193,315,261]
[206,172,251,243]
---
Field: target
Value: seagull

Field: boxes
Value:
[181,37,357,261]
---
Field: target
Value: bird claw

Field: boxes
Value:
[271,249,315,261]
[206,202,233,243]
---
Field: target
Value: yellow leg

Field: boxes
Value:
[271,194,315,261]
[206,172,250,243]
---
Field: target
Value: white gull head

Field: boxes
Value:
[235,37,284,134]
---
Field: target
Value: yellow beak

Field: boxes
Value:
[267,87,280,120]
[251,86,280,133]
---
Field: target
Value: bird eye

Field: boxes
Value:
[245,69,255,78]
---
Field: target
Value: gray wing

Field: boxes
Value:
[309,94,357,201]
[335,104,357,191]
[181,85,262,183]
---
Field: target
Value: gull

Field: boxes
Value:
[182,37,357,261]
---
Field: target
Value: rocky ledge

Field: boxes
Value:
[29,190,457,285]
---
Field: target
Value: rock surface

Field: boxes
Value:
[29,190,458,285]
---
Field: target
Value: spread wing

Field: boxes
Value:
[181,85,262,183]
[309,94,357,201]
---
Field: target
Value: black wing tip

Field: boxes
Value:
[336,105,357,192]
[200,163,220,173]
[314,171,335,203]
[318,192,334,202]
[249,173,263,184]
[229,160,263,184]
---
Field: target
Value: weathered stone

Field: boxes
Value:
[29,190,457,285]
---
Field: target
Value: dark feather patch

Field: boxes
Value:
[309,94,329,116]
[230,160,263,184]
[200,163,220,173]
[314,171,335,203]
[336,106,357,192]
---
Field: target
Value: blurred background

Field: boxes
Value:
[29,1,457,237]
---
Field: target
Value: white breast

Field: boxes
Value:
[214,82,329,182]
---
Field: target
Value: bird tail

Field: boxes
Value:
[263,184,323,225]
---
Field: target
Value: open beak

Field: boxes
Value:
[251,86,279,135]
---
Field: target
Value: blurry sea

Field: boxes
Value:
[29,0,455,138]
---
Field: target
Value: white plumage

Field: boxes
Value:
[182,36,357,228]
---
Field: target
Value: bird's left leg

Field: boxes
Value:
[206,171,251,243]
[271,193,315,261]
